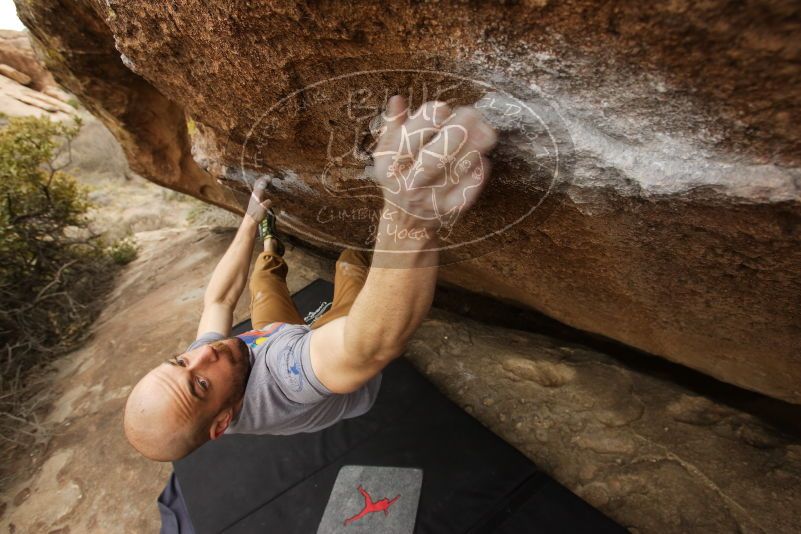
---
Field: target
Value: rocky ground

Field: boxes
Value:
[1,222,799,533]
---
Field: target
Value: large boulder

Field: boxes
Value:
[16,1,801,402]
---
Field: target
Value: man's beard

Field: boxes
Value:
[211,337,252,408]
[230,337,251,400]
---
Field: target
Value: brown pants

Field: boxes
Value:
[249,249,370,330]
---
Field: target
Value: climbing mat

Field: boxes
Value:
[161,279,624,533]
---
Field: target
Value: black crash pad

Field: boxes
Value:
[170,279,623,533]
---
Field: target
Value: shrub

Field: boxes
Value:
[0,115,116,454]
[107,237,138,265]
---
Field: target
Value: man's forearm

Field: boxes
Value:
[308,97,495,393]
[343,205,439,362]
[203,216,258,306]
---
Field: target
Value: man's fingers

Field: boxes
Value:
[377,95,408,145]
[421,106,496,188]
[412,108,472,185]
[451,149,483,185]
[247,193,271,207]
[373,95,409,170]
[385,95,408,127]
[445,107,497,185]
[251,176,271,199]
[441,106,497,155]
[461,155,491,211]
[439,153,491,212]
[245,177,273,222]
[399,101,452,159]
[375,98,452,161]
[471,120,497,154]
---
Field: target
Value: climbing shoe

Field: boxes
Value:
[258,208,285,256]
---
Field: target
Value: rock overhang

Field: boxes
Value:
[16,0,801,402]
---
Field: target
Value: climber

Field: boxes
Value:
[123,95,497,461]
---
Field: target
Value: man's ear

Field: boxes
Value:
[209,408,233,440]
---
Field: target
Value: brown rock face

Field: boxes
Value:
[0,29,55,91]
[16,1,801,402]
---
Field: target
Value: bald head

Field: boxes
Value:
[124,369,209,461]
[124,338,250,462]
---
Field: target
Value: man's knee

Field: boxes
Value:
[250,256,288,289]
[254,252,288,274]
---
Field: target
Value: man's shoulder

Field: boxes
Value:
[186,331,226,352]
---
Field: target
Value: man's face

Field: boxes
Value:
[124,337,251,461]
[139,337,250,432]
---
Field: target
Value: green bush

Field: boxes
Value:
[0,116,116,440]
[107,237,138,265]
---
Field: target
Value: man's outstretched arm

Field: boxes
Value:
[196,179,271,337]
[310,96,496,393]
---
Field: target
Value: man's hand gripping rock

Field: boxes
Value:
[245,176,273,224]
[372,96,498,241]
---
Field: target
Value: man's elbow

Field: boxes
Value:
[322,341,402,395]
[327,348,395,395]
[353,340,405,367]
[203,290,240,309]
[346,321,414,362]
[372,343,405,363]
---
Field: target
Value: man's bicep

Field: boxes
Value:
[196,301,233,338]
[309,317,380,394]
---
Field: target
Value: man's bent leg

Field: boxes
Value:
[250,251,305,328]
[311,249,370,330]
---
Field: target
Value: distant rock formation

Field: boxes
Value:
[0,29,72,119]
[16,1,801,402]
[0,63,31,86]
[0,29,55,91]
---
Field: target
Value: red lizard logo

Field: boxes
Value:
[343,485,400,526]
